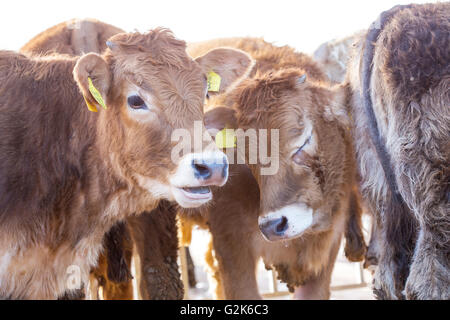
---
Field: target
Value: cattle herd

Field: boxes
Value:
[0,3,448,300]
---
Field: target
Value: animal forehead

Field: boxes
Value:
[236,69,309,123]
[109,28,195,68]
[249,99,308,131]
[124,63,205,92]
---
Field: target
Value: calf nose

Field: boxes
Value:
[192,156,228,186]
[259,216,288,241]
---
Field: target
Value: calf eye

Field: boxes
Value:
[127,95,147,110]
[292,136,311,165]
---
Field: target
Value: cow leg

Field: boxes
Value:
[209,231,261,300]
[396,95,448,300]
[344,189,367,262]
[204,238,225,299]
[371,194,416,300]
[406,227,450,300]
[104,222,134,285]
[207,209,261,300]
[127,201,184,300]
[91,253,134,300]
[403,170,449,300]
[185,247,197,288]
[98,255,135,300]
[364,213,381,271]
[91,221,134,300]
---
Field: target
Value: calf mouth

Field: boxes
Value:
[172,185,213,208]
[181,186,211,199]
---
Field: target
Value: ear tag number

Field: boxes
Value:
[207,71,221,92]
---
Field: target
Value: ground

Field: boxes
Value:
[185,219,375,300]
[126,216,375,300]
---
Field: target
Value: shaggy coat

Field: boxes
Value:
[179,38,366,299]
[313,32,364,83]
[22,19,141,300]
[22,19,185,301]
[346,3,449,299]
[15,20,253,299]
[0,27,231,299]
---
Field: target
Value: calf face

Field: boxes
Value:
[73,29,253,208]
[233,69,350,241]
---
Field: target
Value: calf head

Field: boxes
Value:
[73,28,253,208]
[233,68,350,240]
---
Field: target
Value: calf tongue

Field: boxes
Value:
[183,186,211,194]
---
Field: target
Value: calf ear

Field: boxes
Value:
[73,53,111,112]
[195,48,254,95]
[324,83,351,128]
[204,107,237,137]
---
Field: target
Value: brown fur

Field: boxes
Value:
[21,19,124,56]
[15,20,253,300]
[313,32,364,83]
[103,221,133,284]
[128,201,184,300]
[0,25,235,299]
[347,3,450,299]
[89,237,134,300]
[22,20,137,300]
[179,38,366,299]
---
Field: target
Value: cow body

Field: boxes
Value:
[22,19,185,300]
[8,20,258,299]
[347,3,449,299]
[0,25,245,299]
[21,18,124,56]
[0,51,139,298]
[179,38,366,299]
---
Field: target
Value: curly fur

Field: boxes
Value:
[347,3,450,299]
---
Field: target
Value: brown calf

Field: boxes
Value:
[18,19,256,299]
[346,3,449,299]
[179,38,366,299]
[0,26,248,299]
[22,19,185,300]
[21,18,123,56]
[313,33,385,273]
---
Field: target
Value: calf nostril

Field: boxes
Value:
[192,161,212,179]
[276,216,288,234]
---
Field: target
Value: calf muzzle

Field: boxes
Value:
[191,156,228,186]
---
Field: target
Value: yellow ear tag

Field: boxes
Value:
[215,128,236,149]
[207,71,221,92]
[88,77,107,110]
[84,96,98,112]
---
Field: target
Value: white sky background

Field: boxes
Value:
[0,0,440,54]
